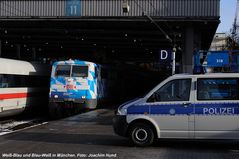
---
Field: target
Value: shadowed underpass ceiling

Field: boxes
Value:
[0,17,219,63]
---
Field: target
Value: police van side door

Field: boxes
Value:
[195,77,239,139]
[146,78,194,138]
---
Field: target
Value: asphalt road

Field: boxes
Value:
[0,109,239,159]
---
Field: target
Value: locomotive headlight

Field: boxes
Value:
[82,96,86,99]
[54,95,58,98]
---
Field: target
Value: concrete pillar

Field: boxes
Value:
[194,30,201,51]
[0,40,2,57]
[193,30,202,64]
[32,47,36,60]
[183,27,194,73]
[16,44,21,59]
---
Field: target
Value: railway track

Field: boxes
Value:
[0,117,48,136]
[0,119,15,125]
[0,107,104,136]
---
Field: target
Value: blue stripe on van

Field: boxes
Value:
[150,104,194,115]
[127,105,150,114]
[127,103,239,115]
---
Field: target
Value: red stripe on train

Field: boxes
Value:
[0,93,28,100]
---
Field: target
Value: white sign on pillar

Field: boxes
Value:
[160,50,168,60]
[159,49,176,75]
[159,50,172,64]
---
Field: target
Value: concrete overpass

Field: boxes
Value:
[0,0,220,73]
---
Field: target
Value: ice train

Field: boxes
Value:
[0,58,50,118]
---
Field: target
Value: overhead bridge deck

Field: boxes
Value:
[0,0,220,73]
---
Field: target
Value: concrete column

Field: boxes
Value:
[194,30,201,51]
[16,44,21,59]
[32,47,36,60]
[0,40,2,57]
[193,30,202,64]
[183,27,194,73]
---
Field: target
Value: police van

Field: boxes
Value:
[113,73,239,146]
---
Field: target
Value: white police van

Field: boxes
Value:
[113,73,239,146]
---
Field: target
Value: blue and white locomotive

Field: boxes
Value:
[49,59,105,116]
[48,59,166,117]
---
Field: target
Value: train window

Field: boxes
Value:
[72,66,88,78]
[0,75,8,88]
[0,74,49,88]
[55,65,71,77]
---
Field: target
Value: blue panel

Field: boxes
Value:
[150,104,194,115]
[128,105,150,114]
[194,51,201,66]
[66,0,81,16]
[207,52,229,67]
[128,104,194,115]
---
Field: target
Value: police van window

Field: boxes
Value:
[72,66,88,77]
[197,78,239,100]
[55,65,71,77]
[148,79,191,102]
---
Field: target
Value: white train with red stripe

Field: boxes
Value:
[0,58,50,118]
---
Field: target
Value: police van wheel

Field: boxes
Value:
[130,123,154,147]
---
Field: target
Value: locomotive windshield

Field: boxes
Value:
[55,65,88,77]
[55,65,71,77]
[72,66,88,77]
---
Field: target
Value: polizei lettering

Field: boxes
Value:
[203,107,235,115]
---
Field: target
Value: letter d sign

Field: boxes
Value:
[161,50,168,60]
[159,49,172,65]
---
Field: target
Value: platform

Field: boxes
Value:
[0,109,239,159]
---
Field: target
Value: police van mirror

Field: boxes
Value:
[146,95,155,103]
[147,92,160,103]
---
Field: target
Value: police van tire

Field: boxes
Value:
[130,123,154,147]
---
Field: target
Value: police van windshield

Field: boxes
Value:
[55,65,88,77]
[72,66,88,77]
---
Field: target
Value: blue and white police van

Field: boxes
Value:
[113,73,239,146]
